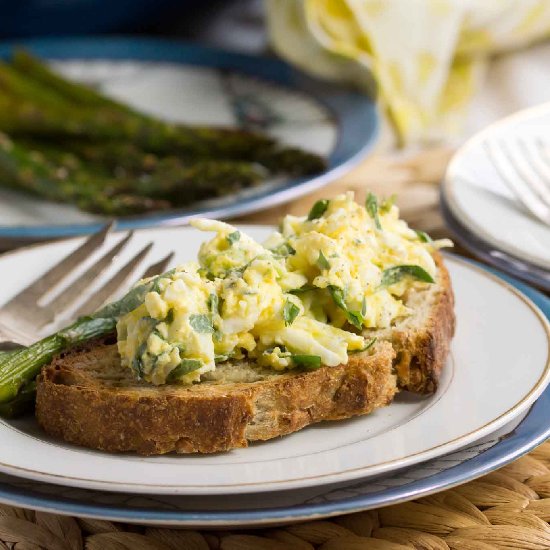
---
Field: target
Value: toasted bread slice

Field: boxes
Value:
[370,253,455,394]
[35,254,454,455]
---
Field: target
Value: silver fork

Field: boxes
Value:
[0,224,173,348]
[485,137,550,226]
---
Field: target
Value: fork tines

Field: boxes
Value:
[0,225,173,343]
[485,137,550,226]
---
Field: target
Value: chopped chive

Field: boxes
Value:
[289,284,317,294]
[366,192,382,230]
[351,337,377,354]
[292,354,322,370]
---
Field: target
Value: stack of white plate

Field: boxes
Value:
[442,103,550,292]
[0,228,548,528]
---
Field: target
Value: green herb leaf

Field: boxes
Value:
[328,285,347,310]
[307,199,329,220]
[198,267,216,281]
[366,192,382,230]
[381,265,435,287]
[346,311,364,330]
[167,359,203,382]
[283,300,300,326]
[271,242,296,257]
[289,284,317,294]
[380,194,397,214]
[317,250,331,270]
[328,286,364,330]
[351,337,377,354]
[292,354,322,370]
[415,229,432,243]
[361,296,367,317]
[226,231,241,246]
[176,343,186,354]
[189,314,214,333]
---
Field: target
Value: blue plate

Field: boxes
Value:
[0,36,379,243]
[0,259,547,528]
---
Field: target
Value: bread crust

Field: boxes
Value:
[36,342,396,455]
[35,254,455,455]
[390,253,455,393]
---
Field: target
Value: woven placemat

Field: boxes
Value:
[1,441,550,549]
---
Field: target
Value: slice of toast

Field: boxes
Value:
[35,254,454,455]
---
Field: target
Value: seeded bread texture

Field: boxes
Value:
[35,254,454,455]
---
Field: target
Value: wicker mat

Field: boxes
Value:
[1,442,550,549]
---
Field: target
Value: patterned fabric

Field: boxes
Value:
[267,0,550,143]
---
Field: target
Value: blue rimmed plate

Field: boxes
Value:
[0,36,378,244]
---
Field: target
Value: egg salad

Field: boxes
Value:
[116,192,452,385]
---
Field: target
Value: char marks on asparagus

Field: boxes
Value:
[0,50,326,215]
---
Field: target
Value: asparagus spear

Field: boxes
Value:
[257,146,327,176]
[2,55,326,173]
[13,49,133,112]
[17,137,266,206]
[10,52,275,156]
[0,271,169,409]
[0,61,71,111]
[58,140,159,175]
[134,158,266,202]
[0,319,116,405]
[0,134,170,215]
[0,381,36,418]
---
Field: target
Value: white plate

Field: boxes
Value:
[1,266,549,527]
[0,227,548,495]
[444,102,550,270]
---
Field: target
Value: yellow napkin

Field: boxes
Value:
[267,0,550,144]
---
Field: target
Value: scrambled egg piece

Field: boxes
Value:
[117,192,452,385]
